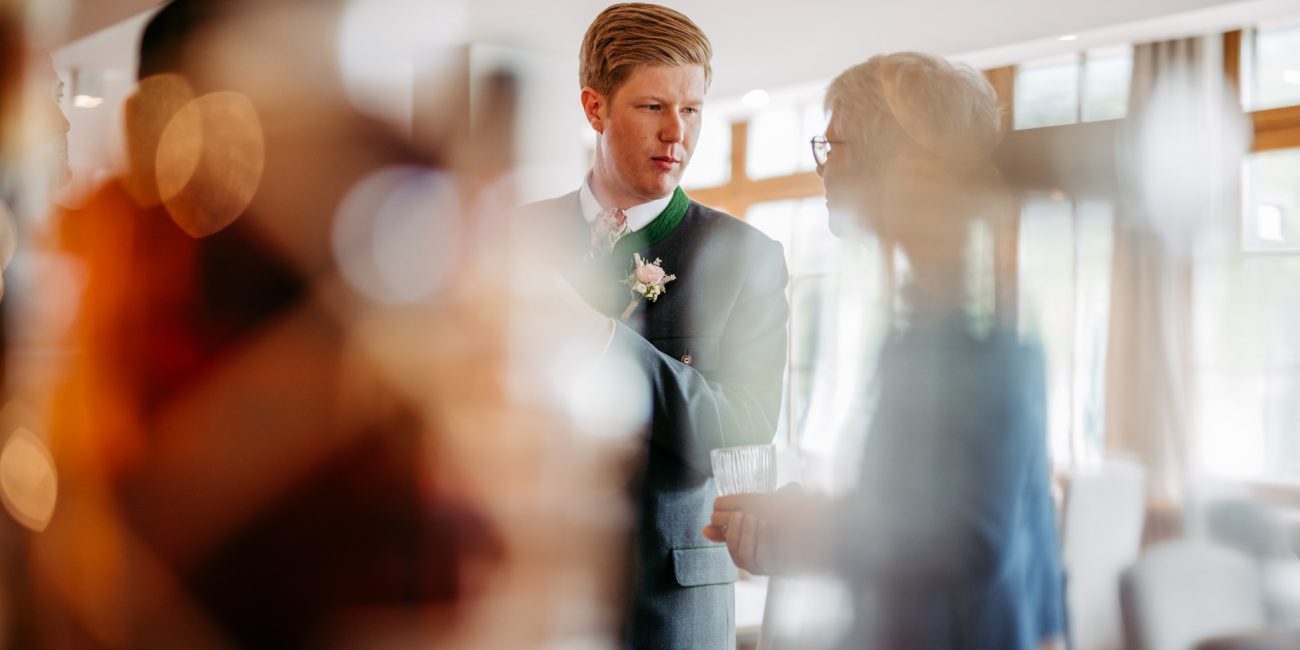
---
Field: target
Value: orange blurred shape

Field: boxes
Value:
[122,73,196,208]
[156,91,264,237]
[0,427,58,532]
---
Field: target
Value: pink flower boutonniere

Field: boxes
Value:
[622,253,676,319]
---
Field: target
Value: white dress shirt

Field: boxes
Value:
[578,173,675,233]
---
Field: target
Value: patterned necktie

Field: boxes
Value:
[590,207,629,256]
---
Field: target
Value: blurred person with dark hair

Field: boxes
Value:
[524,3,789,648]
[0,46,68,379]
[0,47,70,283]
[705,53,1066,650]
[0,49,71,207]
[23,0,502,647]
[1,4,71,205]
[0,8,73,646]
[28,50,71,193]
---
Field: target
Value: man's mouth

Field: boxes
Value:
[651,156,680,170]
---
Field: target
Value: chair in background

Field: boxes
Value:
[1192,628,1300,650]
[1206,497,1295,560]
[1205,497,1300,627]
[1058,459,1147,650]
[1120,539,1267,650]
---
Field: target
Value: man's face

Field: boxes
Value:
[584,64,705,206]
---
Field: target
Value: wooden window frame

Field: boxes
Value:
[687,121,823,217]
[688,32,1300,484]
[1235,28,1300,153]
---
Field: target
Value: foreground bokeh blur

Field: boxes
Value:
[1,0,646,647]
[4,0,1300,649]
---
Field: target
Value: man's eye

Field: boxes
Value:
[645,104,662,111]
[682,107,699,115]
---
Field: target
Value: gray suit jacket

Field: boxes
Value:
[524,192,789,649]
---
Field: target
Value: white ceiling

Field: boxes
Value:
[54,0,1300,100]
[464,0,1300,98]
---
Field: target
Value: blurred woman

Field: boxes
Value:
[706,52,1065,650]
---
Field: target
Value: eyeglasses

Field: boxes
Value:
[810,135,846,167]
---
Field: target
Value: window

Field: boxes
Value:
[1014,47,1133,129]
[1242,18,1300,111]
[1015,54,1081,129]
[746,199,840,444]
[699,24,1300,513]
[1081,46,1133,122]
[745,198,888,492]
[1243,147,1300,251]
[681,113,731,189]
[746,103,824,180]
[1017,194,1114,467]
[1190,19,1300,486]
[1198,146,1300,483]
[1194,253,1300,482]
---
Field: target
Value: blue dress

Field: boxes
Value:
[826,316,1066,649]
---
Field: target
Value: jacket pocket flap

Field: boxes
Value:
[672,546,738,587]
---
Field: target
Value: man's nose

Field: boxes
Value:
[660,111,684,143]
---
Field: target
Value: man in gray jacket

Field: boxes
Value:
[525,4,789,647]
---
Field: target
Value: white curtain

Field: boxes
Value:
[1103,35,1247,506]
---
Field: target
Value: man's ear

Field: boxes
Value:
[580,86,605,133]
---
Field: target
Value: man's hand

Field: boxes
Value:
[705,499,774,574]
[702,484,811,575]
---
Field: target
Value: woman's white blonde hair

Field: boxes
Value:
[825,52,1002,170]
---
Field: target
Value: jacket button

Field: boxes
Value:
[681,354,693,366]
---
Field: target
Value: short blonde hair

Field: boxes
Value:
[580,3,712,97]
[826,52,1001,169]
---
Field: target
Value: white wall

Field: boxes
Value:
[469,43,591,204]
[51,9,153,201]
